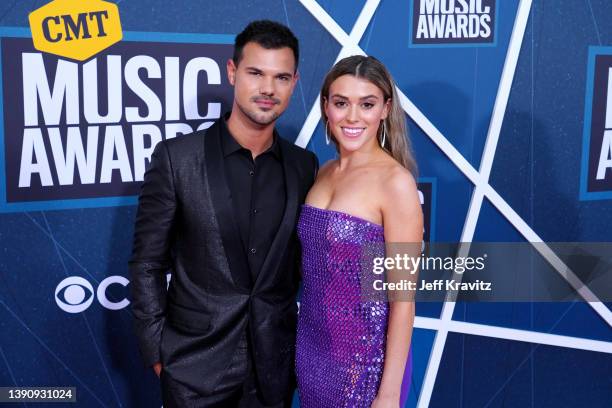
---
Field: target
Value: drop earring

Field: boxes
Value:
[380,121,387,148]
[325,121,330,145]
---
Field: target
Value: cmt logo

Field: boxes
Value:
[55,275,129,313]
[580,47,612,200]
[29,0,122,61]
[411,0,496,46]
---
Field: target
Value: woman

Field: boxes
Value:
[295,55,423,408]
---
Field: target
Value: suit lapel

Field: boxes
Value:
[253,141,300,290]
[204,122,252,291]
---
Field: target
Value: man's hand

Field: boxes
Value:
[153,362,162,377]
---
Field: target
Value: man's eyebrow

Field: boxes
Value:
[244,67,293,77]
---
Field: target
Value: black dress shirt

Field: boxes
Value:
[221,118,286,282]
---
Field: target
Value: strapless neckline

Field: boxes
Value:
[302,204,384,229]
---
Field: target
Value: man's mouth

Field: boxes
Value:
[254,98,278,108]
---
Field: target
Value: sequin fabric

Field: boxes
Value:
[296,205,411,407]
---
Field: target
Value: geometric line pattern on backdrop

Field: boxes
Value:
[294,0,612,405]
[420,0,533,406]
[415,316,612,354]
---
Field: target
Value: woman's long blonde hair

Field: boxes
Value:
[320,55,417,176]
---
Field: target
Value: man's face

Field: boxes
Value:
[227,42,298,127]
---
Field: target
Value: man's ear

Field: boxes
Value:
[227,59,237,85]
[293,70,300,86]
[286,70,299,94]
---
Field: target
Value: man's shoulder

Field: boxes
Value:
[161,127,213,156]
[277,137,318,181]
[277,136,316,161]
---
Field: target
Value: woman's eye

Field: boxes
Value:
[334,101,346,108]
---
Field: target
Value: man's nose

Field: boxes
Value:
[259,76,274,96]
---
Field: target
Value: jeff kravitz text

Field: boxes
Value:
[370,253,492,294]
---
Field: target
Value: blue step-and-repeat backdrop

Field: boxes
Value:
[0,0,611,407]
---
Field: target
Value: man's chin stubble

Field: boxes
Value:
[237,103,280,127]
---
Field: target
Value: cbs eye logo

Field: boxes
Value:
[55,275,129,313]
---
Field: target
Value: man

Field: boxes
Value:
[129,20,318,407]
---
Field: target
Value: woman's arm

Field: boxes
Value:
[373,167,423,408]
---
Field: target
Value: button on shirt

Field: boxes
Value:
[221,120,286,280]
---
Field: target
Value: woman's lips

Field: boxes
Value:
[341,127,365,138]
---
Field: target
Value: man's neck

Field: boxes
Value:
[226,109,275,158]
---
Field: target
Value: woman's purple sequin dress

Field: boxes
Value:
[296,205,412,407]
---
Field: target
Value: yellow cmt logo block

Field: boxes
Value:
[29,0,122,61]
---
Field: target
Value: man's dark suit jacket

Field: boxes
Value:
[129,120,318,404]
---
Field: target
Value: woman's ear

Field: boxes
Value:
[382,98,391,120]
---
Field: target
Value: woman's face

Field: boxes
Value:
[325,74,389,153]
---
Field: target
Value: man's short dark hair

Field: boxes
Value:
[233,20,299,71]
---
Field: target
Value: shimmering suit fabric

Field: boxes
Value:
[129,120,318,406]
[296,205,412,407]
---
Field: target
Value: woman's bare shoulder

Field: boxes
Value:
[380,161,418,202]
[379,162,423,241]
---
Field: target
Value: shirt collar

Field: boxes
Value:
[221,112,281,160]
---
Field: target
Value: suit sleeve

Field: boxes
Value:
[296,151,319,281]
[128,141,176,367]
[311,151,320,181]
